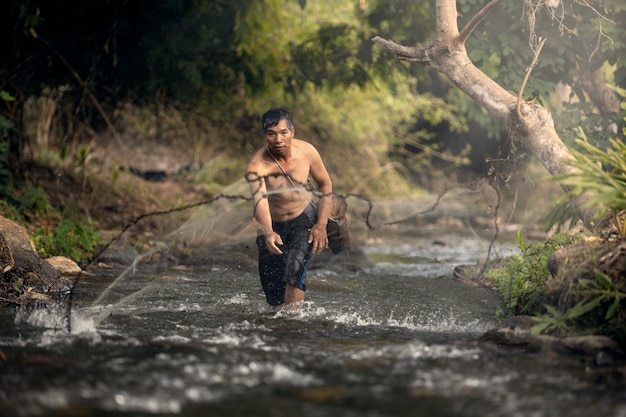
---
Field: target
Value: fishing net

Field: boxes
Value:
[90,173,513,276]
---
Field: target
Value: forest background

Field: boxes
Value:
[0,0,624,267]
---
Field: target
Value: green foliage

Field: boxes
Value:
[541,200,580,233]
[1,0,473,173]
[1,91,55,221]
[493,227,626,341]
[467,0,625,141]
[532,270,626,340]
[72,144,90,168]
[0,135,49,220]
[33,219,98,266]
[546,85,626,233]
[588,270,624,321]
[14,183,49,216]
[10,273,21,293]
[0,91,15,137]
[487,232,581,315]
[531,298,601,337]
[554,133,626,236]
[469,0,625,99]
[515,229,529,256]
[283,79,439,197]
[2,0,624,196]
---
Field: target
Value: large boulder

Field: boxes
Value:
[0,216,73,303]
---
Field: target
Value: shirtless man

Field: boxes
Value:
[246,108,333,309]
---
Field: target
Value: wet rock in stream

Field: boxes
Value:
[481,315,623,366]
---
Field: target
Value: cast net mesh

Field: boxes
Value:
[91,174,511,274]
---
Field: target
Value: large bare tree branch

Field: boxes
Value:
[373,0,597,230]
[435,0,460,42]
[457,0,505,46]
[370,37,428,62]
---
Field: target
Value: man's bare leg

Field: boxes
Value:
[282,284,305,310]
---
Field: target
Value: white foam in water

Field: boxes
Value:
[153,334,192,344]
[229,361,321,387]
[268,362,321,385]
[223,293,249,305]
[349,339,482,363]
[204,329,274,353]
[206,333,242,346]
[271,300,491,336]
[410,366,519,401]
[385,307,492,334]
[108,392,182,414]
[331,310,383,326]
[184,386,219,402]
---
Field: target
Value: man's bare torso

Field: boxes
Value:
[249,140,315,222]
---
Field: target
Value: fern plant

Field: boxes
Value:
[554,132,626,236]
[486,232,581,316]
[551,88,626,236]
[531,270,626,340]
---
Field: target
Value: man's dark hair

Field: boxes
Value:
[261,108,293,133]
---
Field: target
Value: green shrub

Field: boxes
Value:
[33,219,99,266]
[15,182,49,215]
[552,95,626,236]
[531,269,626,342]
[487,230,582,316]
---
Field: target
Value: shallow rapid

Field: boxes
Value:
[1,229,625,417]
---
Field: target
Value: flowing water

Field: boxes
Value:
[1,227,625,417]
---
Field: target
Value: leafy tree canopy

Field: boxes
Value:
[463,0,625,142]
[0,0,623,174]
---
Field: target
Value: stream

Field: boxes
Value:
[1,227,625,417]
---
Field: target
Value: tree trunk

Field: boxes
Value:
[372,0,597,230]
[35,90,57,150]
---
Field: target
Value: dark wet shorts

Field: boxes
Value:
[256,203,317,306]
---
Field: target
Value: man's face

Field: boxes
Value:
[265,119,294,155]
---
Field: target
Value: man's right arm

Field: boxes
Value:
[246,164,283,254]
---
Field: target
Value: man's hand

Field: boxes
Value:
[308,223,328,254]
[265,232,284,255]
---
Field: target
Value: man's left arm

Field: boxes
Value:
[308,147,333,254]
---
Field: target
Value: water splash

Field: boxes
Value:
[14,302,68,330]
[81,283,158,328]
